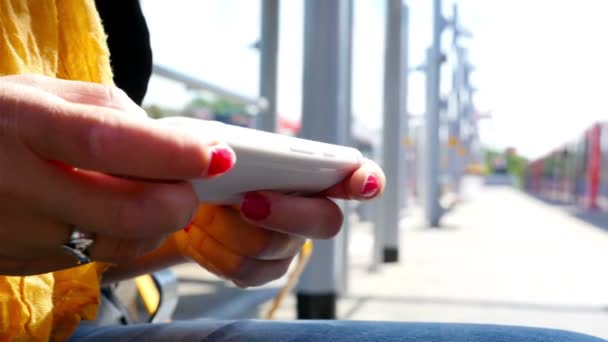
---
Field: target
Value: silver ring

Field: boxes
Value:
[62,227,95,265]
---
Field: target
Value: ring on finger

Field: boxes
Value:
[62,226,95,265]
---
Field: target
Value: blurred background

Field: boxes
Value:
[133,0,608,338]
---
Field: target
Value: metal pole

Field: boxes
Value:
[337,0,354,296]
[424,0,444,227]
[464,64,478,164]
[297,0,353,319]
[258,0,280,132]
[398,3,410,213]
[377,0,409,264]
[448,59,464,190]
[448,4,471,190]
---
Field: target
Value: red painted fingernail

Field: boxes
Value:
[207,146,235,177]
[362,175,379,197]
[241,192,271,221]
[182,223,193,233]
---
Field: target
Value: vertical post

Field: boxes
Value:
[424,0,444,227]
[337,0,354,295]
[377,0,409,264]
[447,84,461,189]
[297,0,353,319]
[258,0,280,132]
[448,4,461,189]
[588,124,601,210]
[398,4,410,213]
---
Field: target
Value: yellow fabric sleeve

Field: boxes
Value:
[0,0,112,340]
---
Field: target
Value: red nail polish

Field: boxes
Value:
[362,175,379,197]
[182,223,192,233]
[241,192,271,221]
[207,146,235,176]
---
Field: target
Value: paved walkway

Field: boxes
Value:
[171,186,608,339]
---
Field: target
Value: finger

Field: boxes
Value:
[87,235,165,264]
[0,234,163,268]
[188,205,305,260]
[0,81,235,180]
[182,228,294,287]
[0,214,70,256]
[0,251,79,276]
[322,158,385,200]
[239,192,343,239]
[2,74,147,116]
[0,210,164,263]
[24,160,199,238]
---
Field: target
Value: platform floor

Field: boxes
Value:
[172,186,608,339]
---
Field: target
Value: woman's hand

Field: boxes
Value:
[176,159,385,287]
[0,74,236,276]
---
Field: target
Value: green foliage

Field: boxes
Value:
[144,105,177,119]
[142,95,249,123]
[187,96,247,116]
[484,148,528,188]
[484,149,500,174]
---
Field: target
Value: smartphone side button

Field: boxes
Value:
[290,146,315,155]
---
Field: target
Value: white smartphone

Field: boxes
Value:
[158,116,363,204]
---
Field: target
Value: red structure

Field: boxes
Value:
[588,124,602,209]
[525,122,607,211]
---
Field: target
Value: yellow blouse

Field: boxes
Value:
[0,0,112,340]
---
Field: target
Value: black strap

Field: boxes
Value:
[94,0,153,105]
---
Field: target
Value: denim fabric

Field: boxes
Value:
[70,319,605,342]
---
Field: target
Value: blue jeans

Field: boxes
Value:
[70,320,605,341]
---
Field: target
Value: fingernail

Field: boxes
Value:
[241,192,271,221]
[362,174,379,197]
[207,145,236,177]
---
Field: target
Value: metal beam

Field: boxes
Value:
[297,0,353,319]
[152,64,267,111]
[375,0,409,265]
[424,0,444,227]
[258,0,280,132]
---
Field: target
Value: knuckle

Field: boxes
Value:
[99,84,115,104]
[105,239,141,263]
[109,198,145,238]
[258,234,303,260]
[109,186,196,238]
[151,184,198,232]
[83,116,110,164]
[168,186,199,229]
[234,258,292,287]
[146,188,196,233]
[140,237,165,255]
[318,209,343,239]
[77,82,115,106]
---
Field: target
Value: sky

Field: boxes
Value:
[140,0,608,160]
